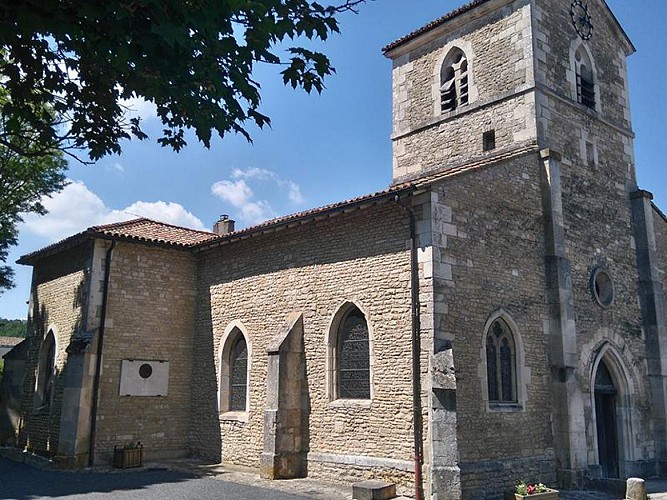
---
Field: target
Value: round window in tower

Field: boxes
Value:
[591,267,614,308]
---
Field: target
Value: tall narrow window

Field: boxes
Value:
[35,331,56,409]
[440,48,469,113]
[337,307,370,399]
[486,318,517,404]
[575,46,596,109]
[229,333,248,412]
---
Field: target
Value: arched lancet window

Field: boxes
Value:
[575,46,596,109]
[485,318,517,404]
[35,331,56,409]
[229,334,248,412]
[219,325,250,415]
[336,307,370,399]
[440,48,469,113]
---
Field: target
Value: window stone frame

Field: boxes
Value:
[567,40,600,112]
[218,321,251,422]
[34,328,57,412]
[325,300,374,406]
[477,309,529,412]
[432,40,478,118]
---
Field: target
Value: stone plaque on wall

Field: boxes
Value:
[119,360,169,396]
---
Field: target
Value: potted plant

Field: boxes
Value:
[113,441,143,469]
[504,481,559,500]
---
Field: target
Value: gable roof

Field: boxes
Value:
[18,218,217,265]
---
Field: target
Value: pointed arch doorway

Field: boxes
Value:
[594,359,619,478]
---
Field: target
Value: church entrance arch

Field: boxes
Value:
[590,344,635,479]
[594,360,618,478]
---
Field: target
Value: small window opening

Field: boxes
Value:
[483,130,496,151]
[586,141,596,166]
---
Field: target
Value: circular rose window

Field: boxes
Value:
[591,268,614,308]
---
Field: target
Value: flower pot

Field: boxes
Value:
[113,444,143,469]
[504,488,559,500]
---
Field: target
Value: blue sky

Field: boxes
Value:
[1,0,666,320]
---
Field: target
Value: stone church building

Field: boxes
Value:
[4,0,667,498]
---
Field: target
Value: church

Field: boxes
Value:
[3,0,666,498]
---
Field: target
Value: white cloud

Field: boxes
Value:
[211,179,254,207]
[210,167,304,225]
[110,161,125,172]
[21,180,205,242]
[120,95,158,121]
[231,167,304,205]
[210,178,275,225]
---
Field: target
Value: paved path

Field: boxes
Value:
[2,450,667,500]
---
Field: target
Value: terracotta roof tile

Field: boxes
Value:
[0,336,23,347]
[89,218,216,246]
[18,218,216,264]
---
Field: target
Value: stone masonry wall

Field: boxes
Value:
[17,242,92,457]
[390,0,536,181]
[432,153,556,499]
[533,0,632,131]
[534,0,655,473]
[192,203,420,494]
[652,206,667,295]
[94,242,197,463]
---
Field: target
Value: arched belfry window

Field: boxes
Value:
[440,48,469,113]
[485,318,517,404]
[219,323,250,416]
[336,306,370,399]
[575,45,596,109]
[34,330,56,409]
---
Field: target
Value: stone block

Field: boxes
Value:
[352,480,396,500]
[625,477,647,500]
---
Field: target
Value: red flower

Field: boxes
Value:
[527,484,536,494]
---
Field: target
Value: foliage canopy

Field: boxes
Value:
[0,317,27,337]
[0,0,365,161]
[0,89,68,293]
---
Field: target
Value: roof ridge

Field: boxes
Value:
[90,217,215,236]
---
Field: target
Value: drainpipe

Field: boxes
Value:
[394,194,424,500]
[88,240,116,467]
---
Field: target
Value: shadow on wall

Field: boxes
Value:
[0,338,29,446]
[191,287,222,460]
[16,287,85,459]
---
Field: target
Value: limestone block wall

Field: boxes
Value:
[17,242,93,457]
[536,33,655,472]
[192,204,419,493]
[533,0,633,130]
[94,242,197,463]
[653,206,667,294]
[389,0,536,181]
[430,154,555,498]
[560,149,654,474]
